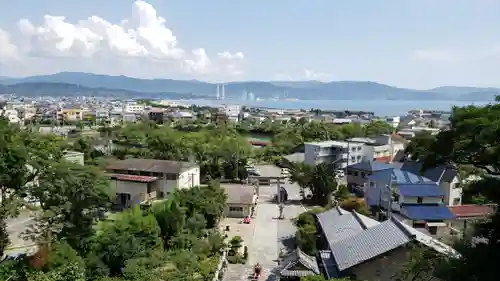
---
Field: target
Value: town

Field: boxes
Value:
[0,96,497,281]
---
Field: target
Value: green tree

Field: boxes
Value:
[29,162,112,252]
[407,102,500,281]
[92,207,163,276]
[364,120,393,136]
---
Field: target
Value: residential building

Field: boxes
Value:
[399,161,462,206]
[147,108,166,124]
[316,207,455,281]
[63,151,85,165]
[346,161,393,192]
[304,141,364,169]
[448,204,495,233]
[366,168,455,235]
[58,108,83,122]
[106,159,200,208]
[123,102,145,114]
[385,116,400,128]
[2,109,20,123]
[222,184,257,218]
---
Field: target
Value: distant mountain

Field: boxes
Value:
[1,72,498,101]
[0,82,210,99]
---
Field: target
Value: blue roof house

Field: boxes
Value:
[365,168,455,235]
[346,161,393,195]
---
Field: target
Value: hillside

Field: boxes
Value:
[1,72,499,101]
[0,82,210,99]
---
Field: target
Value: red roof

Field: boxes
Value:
[108,173,158,183]
[375,156,392,163]
[448,204,494,218]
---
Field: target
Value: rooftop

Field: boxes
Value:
[305,140,363,148]
[348,161,393,172]
[448,204,494,218]
[107,173,159,183]
[221,184,255,205]
[106,158,197,175]
[368,168,435,185]
[400,204,456,220]
[397,183,444,197]
[316,207,456,278]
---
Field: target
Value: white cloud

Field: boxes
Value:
[1,0,244,78]
[410,49,459,63]
[303,69,332,82]
[0,29,19,61]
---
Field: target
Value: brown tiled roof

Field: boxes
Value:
[106,158,197,175]
[448,205,494,218]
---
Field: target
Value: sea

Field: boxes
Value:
[179,99,489,117]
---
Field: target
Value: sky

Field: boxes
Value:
[0,0,499,89]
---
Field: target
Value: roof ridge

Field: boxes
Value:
[390,217,416,240]
[351,211,368,229]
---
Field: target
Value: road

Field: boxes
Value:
[223,165,305,281]
[4,211,36,256]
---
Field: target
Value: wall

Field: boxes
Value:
[178,167,200,189]
[111,180,148,207]
[400,195,443,205]
[347,169,371,187]
[351,246,437,281]
[224,204,251,218]
[441,177,462,206]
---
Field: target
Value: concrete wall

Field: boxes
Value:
[400,195,443,204]
[224,204,252,218]
[441,177,462,206]
[178,167,201,189]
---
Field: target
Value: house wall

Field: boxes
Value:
[400,195,443,204]
[224,203,252,218]
[110,180,148,207]
[178,167,201,189]
[441,177,462,206]
[351,246,437,281]
[347,169,371,187]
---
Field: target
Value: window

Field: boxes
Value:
[353,171,358,177]
[229,206,243,212]
[357,146,362,151]
[417,197,423,204]
[428,226,438,235]
[351,156,356,162]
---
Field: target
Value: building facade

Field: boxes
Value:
[304,141,364,169]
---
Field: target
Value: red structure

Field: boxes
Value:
[248,140,271,147]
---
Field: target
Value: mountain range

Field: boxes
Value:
[0,72,499,101]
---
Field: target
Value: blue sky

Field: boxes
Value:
[0,0,499,89]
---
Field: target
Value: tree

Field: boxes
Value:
[91,207,163,276]
[29,162,112,252]
[404,131,437,161]
[310,163,337,206]
[406,101,500,281]
[339,197,369,215]
[364,120,393,136]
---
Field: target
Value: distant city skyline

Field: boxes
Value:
[0,0,499,89]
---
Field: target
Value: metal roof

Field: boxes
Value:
[331,220,413,271]
[316,209,458,275]
[400,161,458,183]
[448,204,494,218]
[397,184,444,197]
[348,161,394,172]
[107,158,198,175]
[400,204,456,220]
[107,173,158,183]
[368,168,434,185]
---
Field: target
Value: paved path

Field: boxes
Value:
[223,166,306,281]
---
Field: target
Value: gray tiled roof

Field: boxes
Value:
[331,219,413,271]
[316,207,379,247]
[278,248,320,277]
[316,209,457,274]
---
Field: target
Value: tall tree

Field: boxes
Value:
[408,102,500,281]
[29,162,112,252]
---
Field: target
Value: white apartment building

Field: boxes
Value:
[304,140,364,169]
[123,102,145,114]
[385,116,400,128]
